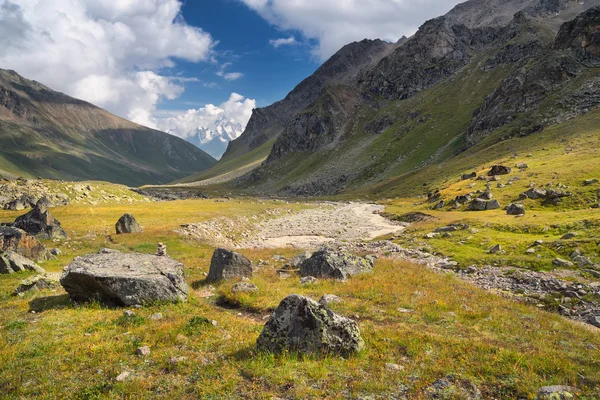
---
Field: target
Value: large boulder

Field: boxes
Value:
[0,226,48,260]
[60,249,188,306]
[468,198,501,211]
[13,204,67,240]
[256,294,365,355]
[0,251,45,274]
[207,248,252,281]
[299,249,373,280]
[506,203,526,215]
[115,213,142,234]
[488,165,512,176]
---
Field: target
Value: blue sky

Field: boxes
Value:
[0,0,463,157]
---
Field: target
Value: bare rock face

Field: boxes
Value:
[13,204,67,240]
[0,226,48,260]
[256,294,365,355]
[115,213,142,234]
[555,6,600,66]
[207,248,253,282]
[60,249,188,306]
[300,249,373,280]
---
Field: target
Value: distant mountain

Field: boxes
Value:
[0,69,216,186]
[185,116,244,159]
[178,0,600,196]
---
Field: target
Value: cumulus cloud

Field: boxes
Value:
[269,36,298,48]
[155,92,255,142]
[0,0,215,127]
[240,0,463,60]
[216,62,244,81]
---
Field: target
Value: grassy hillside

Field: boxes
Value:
[0,69,216,186]
[0,198,598,398]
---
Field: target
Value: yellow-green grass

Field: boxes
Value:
[0,199,599,399]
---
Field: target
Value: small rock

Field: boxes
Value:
[488,165,512,176]
[506,203,525,216]
[583,179,598,186]
[231,282,259,294]
[319,294,343,306]
[135,346,151,357]
[156,243,167,256]
[300,276,318,285]
[115,371,131,382]
[169,356,188,365]
[149,313,163,321]
[561,232,577,240]
[526,248,536,255]
[385,363,405,372]
[115,213,142,234]
[552,258,574,268]
[50,248,61,256]
[537,385,578,399]
[589,316,600,328]
[124,310,136,317]
[489,244,502,254]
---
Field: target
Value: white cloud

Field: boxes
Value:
[216,63,244,81]
[240,0,463,60]
[0,0,215,127]
[269,36,298,48]
[154,92,256,142]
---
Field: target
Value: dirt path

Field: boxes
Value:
[240,202,406,249]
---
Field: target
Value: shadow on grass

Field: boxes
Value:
[29,294,71,312]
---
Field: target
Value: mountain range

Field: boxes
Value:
[184,116,244,160]
[179,0,600,197]
[0,69,216,186]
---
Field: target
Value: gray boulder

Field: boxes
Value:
[60,249,188,306]
[0,251,45,274]
[0,226,48,261]
[14,273,61,295]
[207,248,252,281]
[300,249,373,280]
[468,198,501,211]
[507,203,526,215]
[13,204,67,239]
[488,165,512,176]
[256,294,364,355]
[461,172,477,180]
[115,213,142,234]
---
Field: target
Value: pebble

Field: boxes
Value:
[135,346,151,357]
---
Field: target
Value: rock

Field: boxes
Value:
[1,251,45,274]
[537,385,578,399]
[299,249,373,280]
[489,245,502,254]
[60,249,188,306]
[135,346,151,357]
[506,203,525,216]
[572,255,592,267]
[168,356,188,365]
[385,363,404,372]
[461,172,477,180]
[486,200,501,210]
[584,179,598,186]
[425,232,440,239]
[526,248,536,254]
[300,276,318,285]
[149,313,163,321]
[50,248,61,256]
[523,188,547,199]
[13,273,61,295]
[425,375,482,400]
[0,226,48,260]
[13,203,67,240]
[488,165,511,176]
[561,232,577,240]
[115,371,131,382]
[319,294,343,306]
[124,310,136,317]
[207,248,253,282]
[433,200,445,209]
[552,258,574,268]
[231,281,259,294]
[478,191,493,200]
[590,316,600,328]
[515,162,529,169]
[256,294,364,355]
[6,198,26,211]
[468,199,487,211]
[287,252,311,268]
[157,243,167,256]
[115,213,142,234]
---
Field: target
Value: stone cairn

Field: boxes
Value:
[157,243,167,257]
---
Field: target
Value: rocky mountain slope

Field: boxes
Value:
[180,0,600,198]
[0,69,216,186]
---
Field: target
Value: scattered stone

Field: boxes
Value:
[1,251,45,274]
[433,200,445,210]
[278,271,292,280]
[149,313,163,321]
[256,294,365,355]
[489,245,502,254]
[13,204,67,239]
[397,308,414,313]
[157,243,167,256]
[300,276,318,285]
[50,248,61,256]
[60,249,188,306]
[135,346,151,357]
[231,282,259,294]
[537,385,578,399]
[385,363,404,372]
[425,232,440,239]
[319,294,343,306]
[115,213,142,234]
[0,226,48,260]
[169,356,188,365]
[561,232,577,240]
[124,310,136,317]
[526,248,536,255]
[523,188,547,199]
[425,375,482,400]
[590,316,600,328]
[583,179,598,186]
[300,249,373,280]
[552,258,574,268]
[13,273,60,295]
[461,172,477,180]
[515,162,528,169]
[533,240,544,246]
[115,371,131,382]
[207,248,253,282]
[488,165,511,176]
[506,203,525,216]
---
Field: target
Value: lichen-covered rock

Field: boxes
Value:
[507,203,526,215]
[115,213,142,234]
[1,251,45,274]
[256,294,364,355]
[13,203,67,239]
[0,226,49,260]
[537,385,578,400]
[14,273,60,295]
[60,249,188,306]
[300,249,373,280]
[207,248,252,282]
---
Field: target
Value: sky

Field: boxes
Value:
[0,0,464,158]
